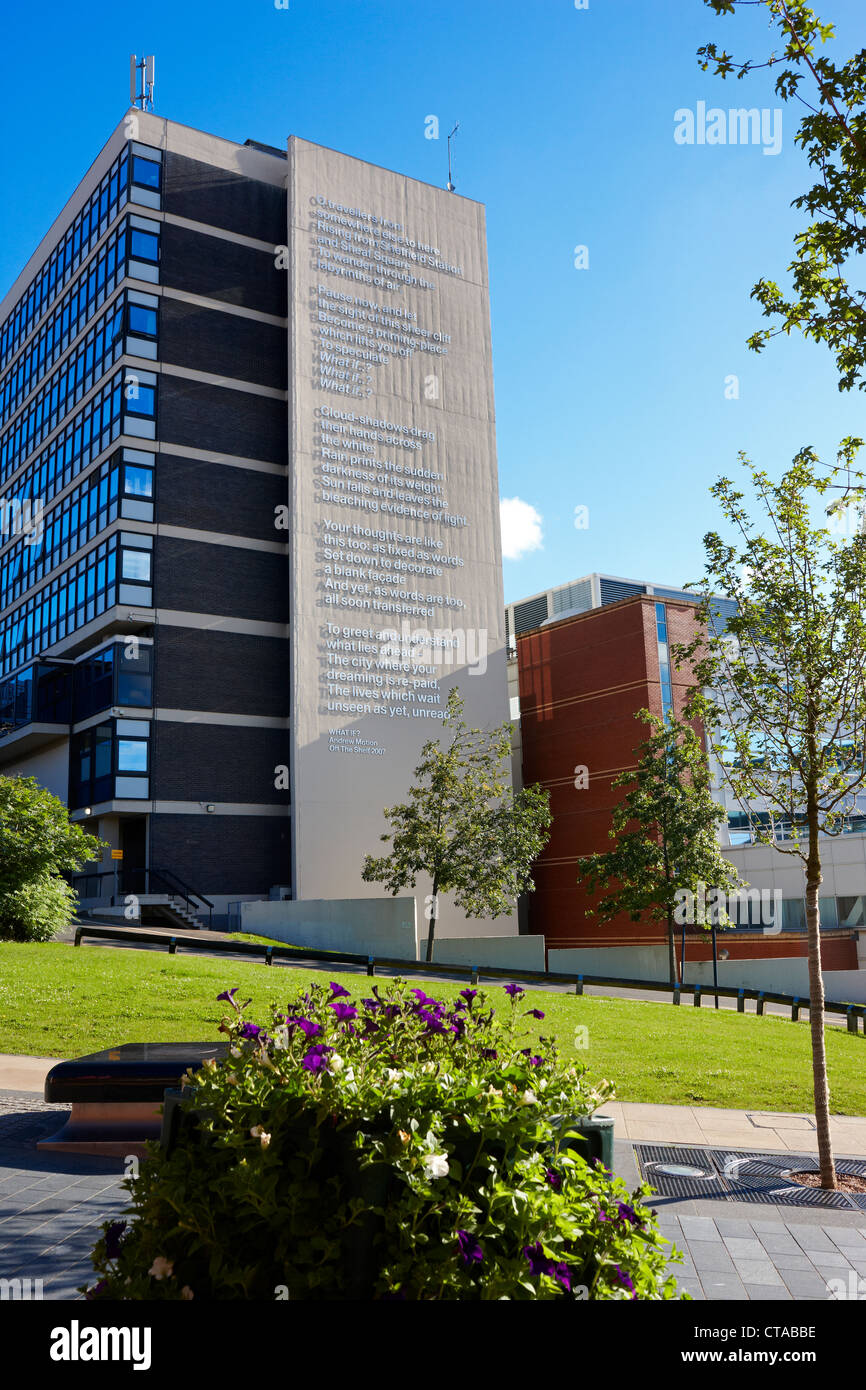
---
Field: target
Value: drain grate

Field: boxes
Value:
[635,1142,866,1209]
[634,1144,726,1199]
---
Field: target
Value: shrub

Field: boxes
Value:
[86,979,684,1301]
[0,873,77,943]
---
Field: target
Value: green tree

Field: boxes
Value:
[576,709,742,987]
[362,687,551,963]
[0,775,105,942]
[699,0,866,391]
[678,443,866,1189]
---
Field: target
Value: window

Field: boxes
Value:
[132,156,160,190]
[117,738,148,773]
[117,643,152,706]
[123,465,153,497]
[128,305,157,337]
[121,550,151,582]
[125,384,155,416]
[130,230,159,263]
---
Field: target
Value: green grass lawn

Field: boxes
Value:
[1,941,864,1114]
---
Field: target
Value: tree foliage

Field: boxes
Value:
[362,688,551,961]
[700,0,866,391]
[576,709,741,984]
[0,775,104,942]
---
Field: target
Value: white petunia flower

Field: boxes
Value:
[423,1153,450,1180]
[329,1054,345,1073]
[520,1090,538,1106]
[148,1256,174,1280]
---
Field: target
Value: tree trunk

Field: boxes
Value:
[666,907,678,987]
[424,879,439,964]
[805,784,837,1190]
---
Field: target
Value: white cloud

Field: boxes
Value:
[500,497,543,561]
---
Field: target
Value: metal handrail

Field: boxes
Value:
[70,923,866,1034]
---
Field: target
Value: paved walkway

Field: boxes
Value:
[3,1055,865,1301]
[604,1100,866,1155]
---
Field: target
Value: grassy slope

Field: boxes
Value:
[1,942,864,1113]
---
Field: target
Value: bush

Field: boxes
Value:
[86,979,684,1301]
[0,873,77,942]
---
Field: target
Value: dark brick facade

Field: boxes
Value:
[160,222,287,318]
[159,299,287,391]
[154,627,289,718]
[151,721,289,803]
[149,812,291,897]
[156,453,286,542]
[157,375,286,464]
[163,151,286,245]
[154,536,288,624]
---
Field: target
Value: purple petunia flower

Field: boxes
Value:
[418,1008,445,1035]
[216,988,238,1003]
[523,1243,573,1293]
[329,982,351,999]
[456,1230,483,1267]
[479,1047,497,1060]
[545,1167,562,1192]
[85,1279,108,1301]
[459,988,478,1006]
[614,1265,636,1296]
[330,1001,358,1022]
[504,983,525,998]
[297,1018,322,1039]
[103,1221,127,1259]
[617,1202,640,1226]
[526,1008,545,1020]
[240,1023,264,1039]
[301,1044,332,1073]
[529,1056,543,1067]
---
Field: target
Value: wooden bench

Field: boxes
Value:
[39,1042,228,1157]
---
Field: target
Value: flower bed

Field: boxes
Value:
[86,979,683,1301]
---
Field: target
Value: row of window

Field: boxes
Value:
[0,144,162,374]
[655,602,674,720]
[0,448,154,612]
[0,300,125,478]
[0,361,157,512]
[0,639,152,735]
[0,148,132,371]
[0,286,159,485]
[0,532,153,679]
[0,220,129,426]
[70,717,151,809]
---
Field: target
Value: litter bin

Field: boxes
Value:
[564,1114,615,1171]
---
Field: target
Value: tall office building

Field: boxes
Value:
[0,111,509,932]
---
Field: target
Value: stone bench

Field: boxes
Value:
[39,1042,228,1157]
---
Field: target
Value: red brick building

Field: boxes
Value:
[514,592,858,971]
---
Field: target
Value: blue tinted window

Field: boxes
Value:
[132,157,160,190]
[130,231,159,262]
[126,385,155,416]
[124,465,153,497]
[128,305,157,336]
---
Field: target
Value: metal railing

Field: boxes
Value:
[70,922,866,1035]
[71,866,214,928]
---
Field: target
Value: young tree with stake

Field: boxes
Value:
[576,709,741,987]
[362,687,551,962]
[679,441,866,1191]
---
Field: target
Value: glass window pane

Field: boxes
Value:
[837,895,865,928]
[124,465,153,497]
[128,305,157,336]
[782,899,806,932]
[121,550,151,582]
[117,739,148,772]
[132,157,160,190]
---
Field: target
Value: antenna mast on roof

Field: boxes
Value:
[447,121,460,192]
[130,55,155,112]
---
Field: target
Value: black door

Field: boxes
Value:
[120,817,148,894]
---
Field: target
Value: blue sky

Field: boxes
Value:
[1,0,862,603]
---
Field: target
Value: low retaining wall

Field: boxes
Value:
[239,897,418,960]
[547,945,866,1002]
[431,935,546,972]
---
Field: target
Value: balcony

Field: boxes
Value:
[0,663,72,763]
